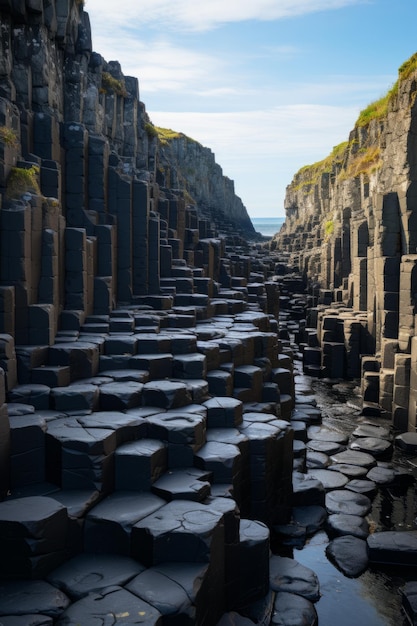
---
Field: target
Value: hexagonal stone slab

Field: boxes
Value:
[55,586,161,625]
[326,513,369,539]
[271,591,318,626]
[330,449,376,469]
[269,555,320,602]
[307,469,349,491]
[349,437,393,459]
[142,381,192,409]
[325,490,372,516]
[367,530,417,565]
[0,580,70,618]
[326,536,369,577]
[151,468,211,502]
[47,553,144,600]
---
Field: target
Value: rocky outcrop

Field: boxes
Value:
[272,54,417,432]
[0,0,257,348]
[154,128,258,239]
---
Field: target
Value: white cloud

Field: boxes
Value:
[148,105,359,215]
[87,0,367,32]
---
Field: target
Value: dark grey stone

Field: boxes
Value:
[151,468,211,502]
[367,530,417,565]
[326,513,369,539]
[325,490,372,516]
[0,581,69,618]
[47,553,144,600]
[307,469,349,490]
[271,592,318,626]
[269,555,320,602]
[55,586,162,625]
[115,439,167,491]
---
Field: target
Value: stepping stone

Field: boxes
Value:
[146,411,206,467]
[130,353,173,379]
[142,380,192,409]
[84,491,165,555]
[136,335,171,354]
[307,440,345,455]
[173,353,207,379]
[292,505,327,535]
[7,384,50,410]
[367,530,417,565]
[77,411,147,445]
[104,335,138,355]
[326,513,369,539]
[352,424,391,440]
[99,381,143,410]
[203,397,243,428]
[349,437,393,459]
[115,440,167,491]
[269,555,320,602]
[131,500,224,567]
[293,440,306,459]
[366,465,396,485]
[206,370,233,396]
[291,421,308,442]
[306,450,330,469]
[51,384,100,412]
[0,580,70,618]
[271,592,318,626]
[328,463,368,478]
[325,490,372,516]
[326,536,369,577]
[345,479,377,498]
[47,553,144,600]
[307,469,349,490]
[330,449,377,469]
[292,472,325,507]
[395,432,417,454]
[0,496,68,579]
[126,562,207,624]
[151,468,211,502]
[175,379,209,403]
[194,442,241,484]
[307,425,348,444]
[55,586,161,625]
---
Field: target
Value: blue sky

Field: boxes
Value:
[86,0,417,217]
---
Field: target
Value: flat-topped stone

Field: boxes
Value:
[307,469,349,490]
[325,490,372,516]
[330,449,377,468]
[349,437,393,459]
[55,585,161,625]
[367,531,417,565]
[0,580,70,618]
[269,555,320,602]
[271,592,318,626]
[47,553,144,600]
[152,468,211,502]
[326,536,369,578]
[142,380,192,409]
[131,500,225,567]
[326,513,369,539]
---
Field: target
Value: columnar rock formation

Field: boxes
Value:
[272,54,417,433]
[0,2,301,623]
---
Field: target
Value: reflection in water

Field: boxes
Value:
[290,374,417,626]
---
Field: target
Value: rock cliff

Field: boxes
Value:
[0,0,257,347]
[272,53,417,432]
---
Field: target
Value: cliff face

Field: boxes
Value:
[155,130,257,238]
[272,55,417,431]
[0,0,257,348]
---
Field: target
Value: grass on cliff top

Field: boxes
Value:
[293,141,349,190]
[145,123,197,146]
[356,51,417,127]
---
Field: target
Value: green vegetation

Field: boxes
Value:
[0,126,18,147]
[293,141,349,191]
[356,52,417,127]
[342,145,381,180]
[6,165,41,199]
[154,126,184,145]
[101,72,127,97]
[144,122,158,139]
[324,220,334,237]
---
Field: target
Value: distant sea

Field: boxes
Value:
[251,216,285,238]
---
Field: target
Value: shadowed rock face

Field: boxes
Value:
[271,54,417,433]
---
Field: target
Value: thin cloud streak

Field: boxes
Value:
[87,0,368,32]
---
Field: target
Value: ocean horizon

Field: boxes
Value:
[251,216,285,237]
